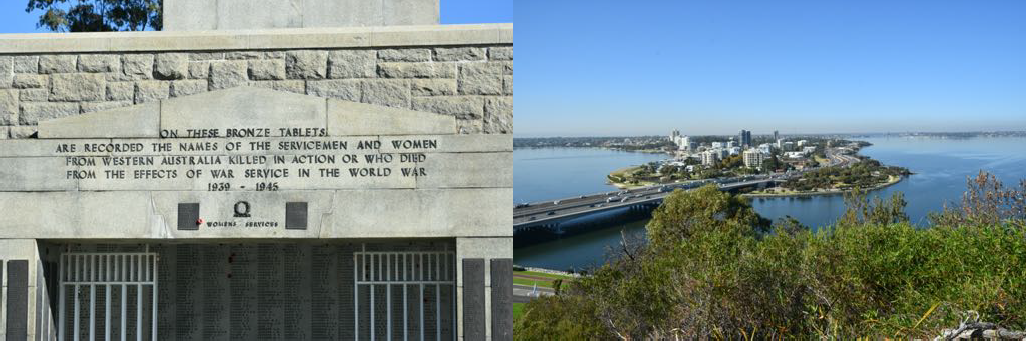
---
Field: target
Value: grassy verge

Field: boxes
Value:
[512,303,526,321]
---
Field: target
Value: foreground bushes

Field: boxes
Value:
[515,174,1026,339]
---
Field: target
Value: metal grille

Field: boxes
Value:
[354,246,456,340]
[58,248,158,341]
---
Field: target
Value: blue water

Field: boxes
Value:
[513,137,1026,270]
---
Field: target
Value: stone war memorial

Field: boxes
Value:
[0,0,512,340]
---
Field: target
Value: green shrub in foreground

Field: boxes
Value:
[515,176,1026,339]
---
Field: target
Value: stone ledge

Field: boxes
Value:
[0,24,513,54]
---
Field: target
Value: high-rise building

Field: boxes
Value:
[739,130,752,148]
[774,130,779,141]
[670,129,680,141]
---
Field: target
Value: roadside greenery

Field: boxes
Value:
[515,172,1026,339]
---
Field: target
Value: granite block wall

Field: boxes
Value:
[0,45,512,139]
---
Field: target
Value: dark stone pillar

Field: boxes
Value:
[462,258,485,340]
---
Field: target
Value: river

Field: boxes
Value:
[513,137,1026,271]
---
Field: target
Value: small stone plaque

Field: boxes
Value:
[285,202,308,229]
[178,203,200,230]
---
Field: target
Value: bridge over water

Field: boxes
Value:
[513,178,785,233]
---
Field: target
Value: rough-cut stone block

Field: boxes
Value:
[121,54,154,80]
[361,79,410,108]
[8,126,37,138]
[135,80,171,103]
[248,59,285,80]
[327,99,456,136]
[40,102,159,138]
[80,101,133,113]
[189,52,225,61]
[0,56,11,88]
[226,51,284,59]
[188,61,210,79]
[502,75,512,95]
[378,48,431,62]
[412,96,484,119]
[411,79,456,96]
[285,50,328,79]
[107,82,135,101]
[327,50,376,78]
[489,46,513,61]
[249,80,305,94]
[306,79,361,101]
[458,63,503,95]
[209,60,248,90]
[19,102,79,125]
[19,88,48,102]
[13,56,38,73]
[49,73,106,101]
[463,258,486,340]
[491,258,514,340]
[434,47,486,61]
[0,89,17,125]
[170,80,208,97]
[378,62,456,78]
[39,55,77,73]
[78,54,120,72]
[154,53,188,80]
[484,97,512,134]
[11,74,44,89]
[0,126,7,139]
[458,118,485,134]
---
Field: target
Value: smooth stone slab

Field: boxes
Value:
[38,102,160,138]
[325,188,511,238]
[152,191,334,239]
[0,192,156,239]
[160,86,327,137]
[327,99,456,136]
[165,0,438,31]
[379,134,511,153]
[416,152,512,188]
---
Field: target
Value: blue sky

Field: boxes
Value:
[2,1,1023,136]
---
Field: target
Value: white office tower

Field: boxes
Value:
[758,143,772,154]
[743,149,766,168]
[701,151,719,166]
[711,141,724,149]
[729,146,741,155]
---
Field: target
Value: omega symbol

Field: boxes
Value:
[233,201,251,218]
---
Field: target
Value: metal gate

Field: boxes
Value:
[354,246,456,340]
[58,248,158,341]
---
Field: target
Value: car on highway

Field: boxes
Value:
[620,197,629,202]
[553,200,560,205]
[514,203,531,208]
[606,197,619,203]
